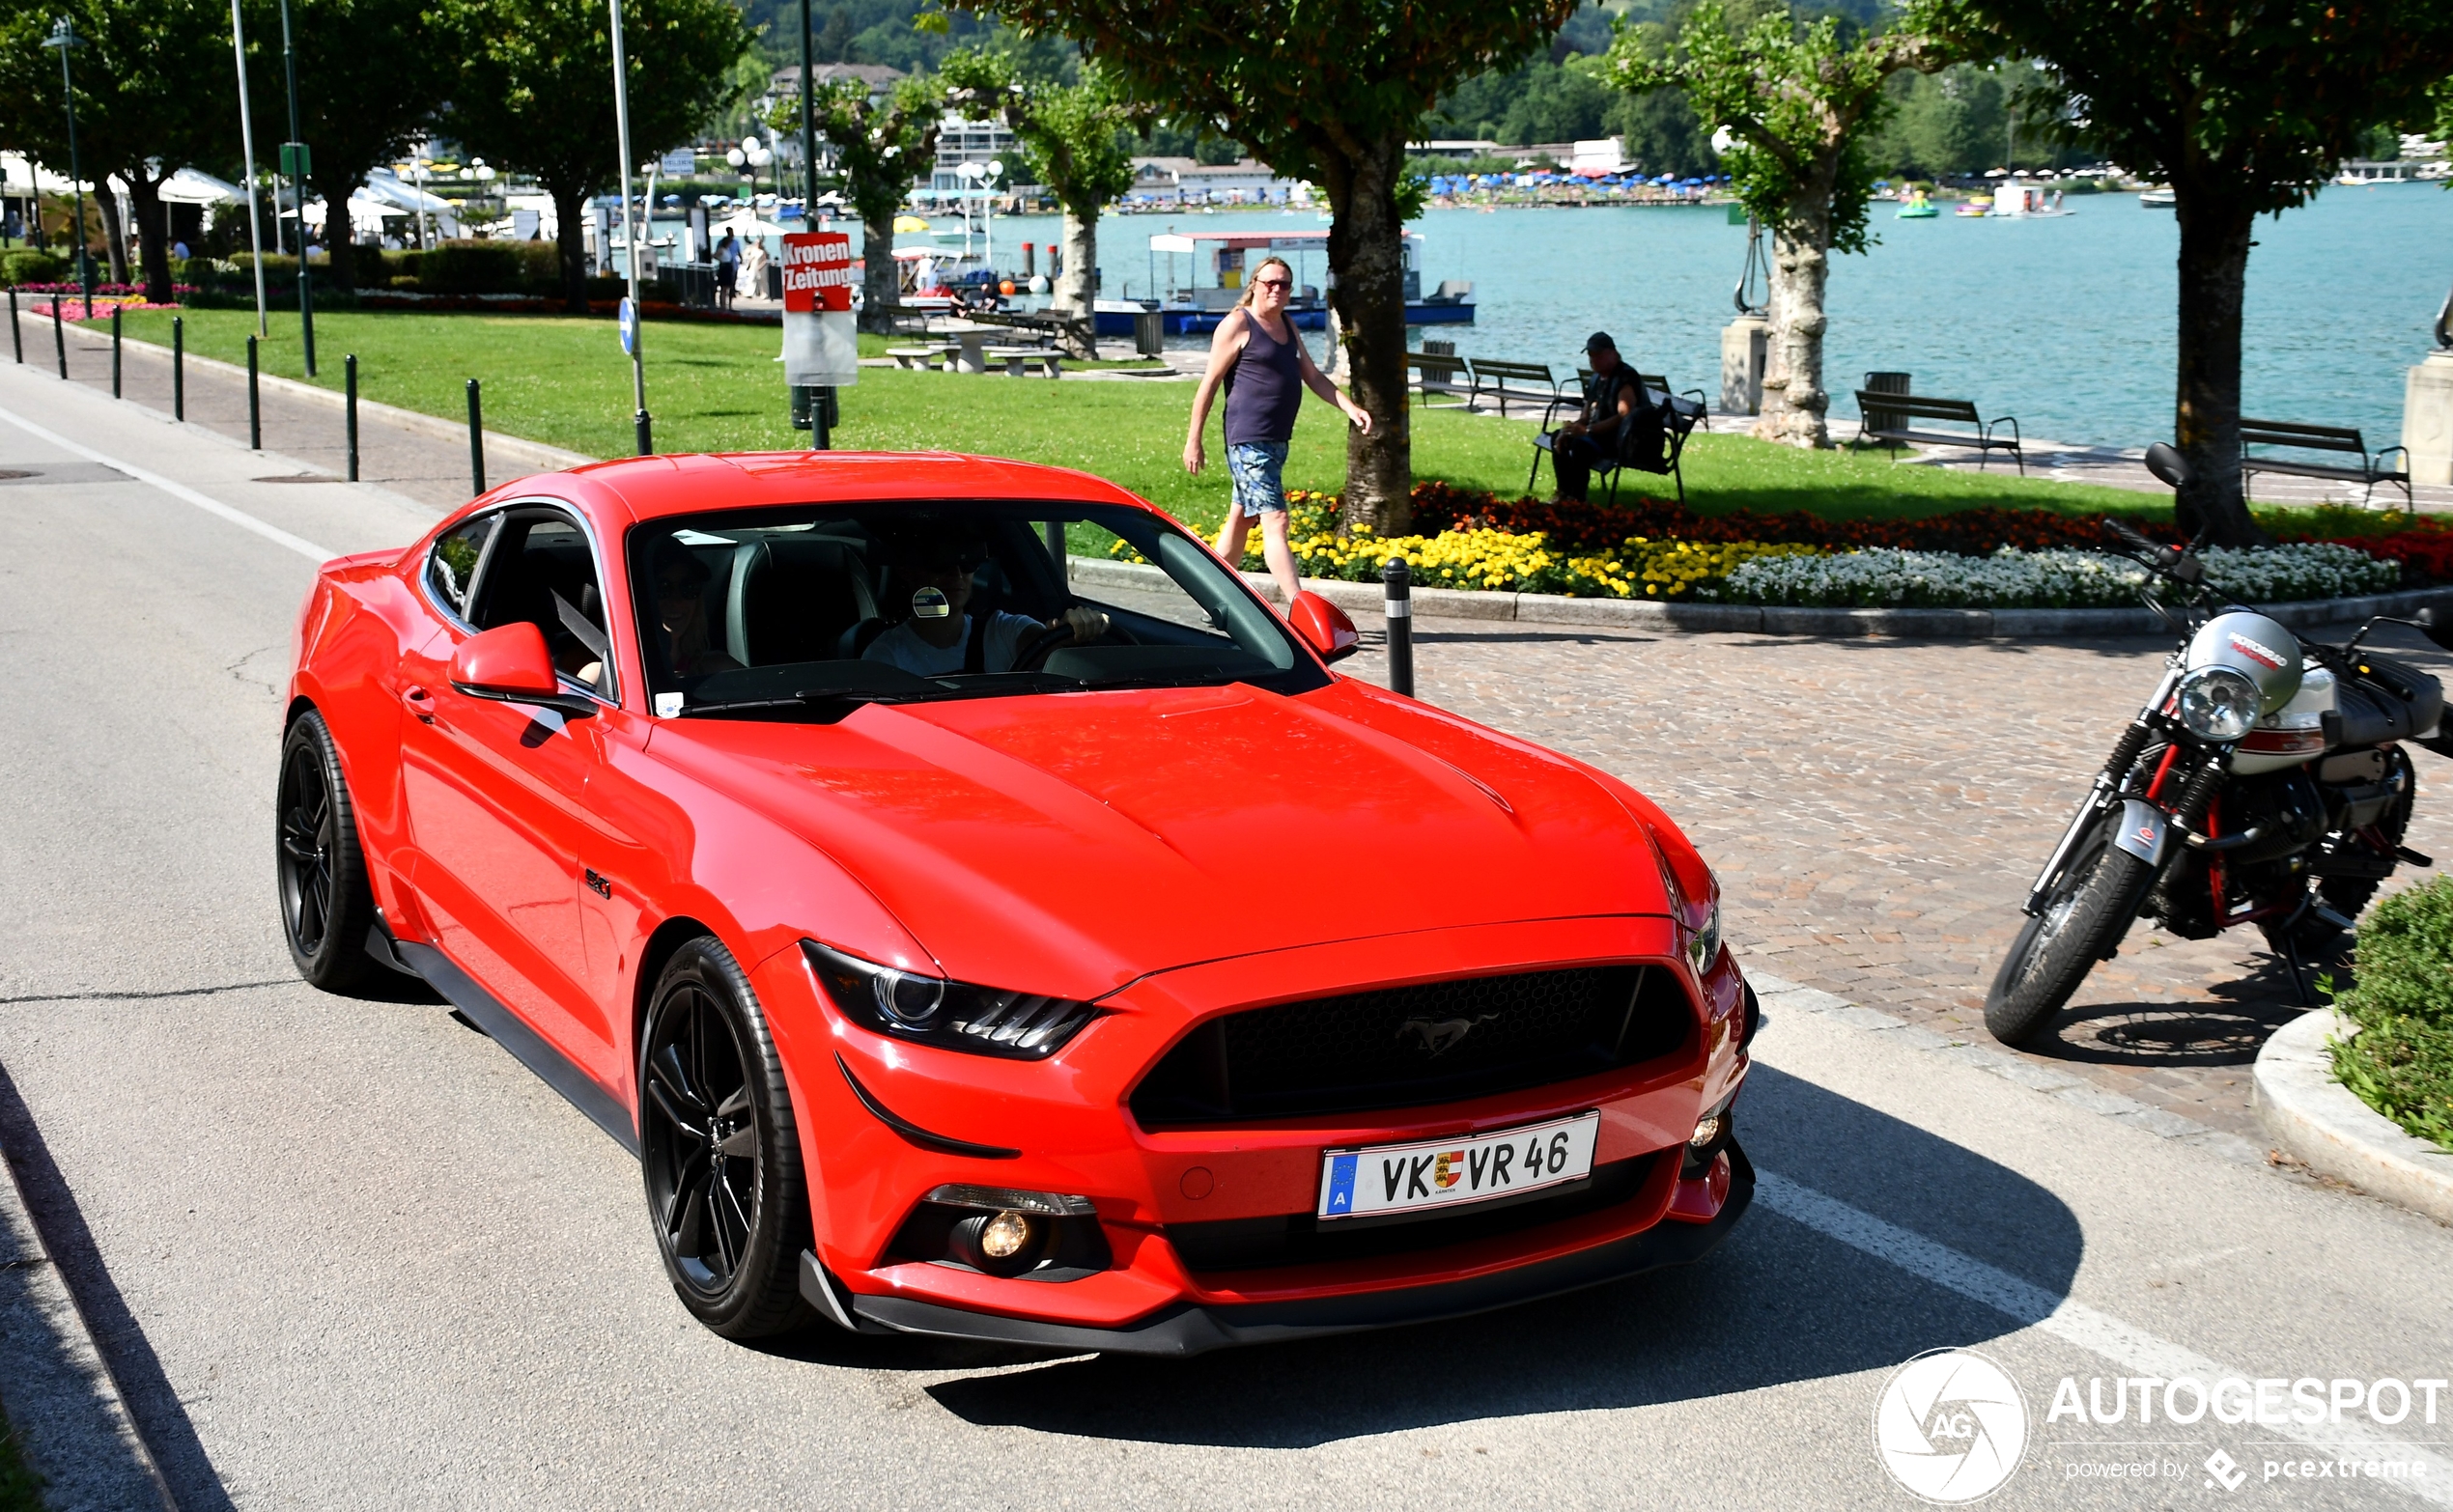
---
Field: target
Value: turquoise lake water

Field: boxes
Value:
[979,185,2452,453]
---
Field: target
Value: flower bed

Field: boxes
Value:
[1719,543,2398,609]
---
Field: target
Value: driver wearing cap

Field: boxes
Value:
[862,535,1108,677]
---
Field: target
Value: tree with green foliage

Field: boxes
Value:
[941,46,1132,354]
[779,72,942,332]
[442,0,750,313]
[0,0,233,301]
[272,0,456,293]
[946,0,1578,534]
[1607,3,1956,449]
[1924,0,2453,546]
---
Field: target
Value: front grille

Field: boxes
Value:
[1130,965,1695,1127]
[1165,1152,1662,1273]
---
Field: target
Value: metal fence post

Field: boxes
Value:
[246,334,261,448]
[8,287,18,364]
[109,303,120,397]
[172,316,183,420]
[466,378,485,495]
[51,295,65,378]
[345,353,358,482]
[1381,557,1413,697]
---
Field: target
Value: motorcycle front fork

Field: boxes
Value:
[2023,671,2179,916]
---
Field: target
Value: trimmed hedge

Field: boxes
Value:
[2328,876,2453,1152]
[0,248,67,285]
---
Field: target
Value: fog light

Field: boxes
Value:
[980,1210,1033,1260]
[1689,1113,1724,1149]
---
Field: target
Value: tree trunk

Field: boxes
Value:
[1319,127,1412,535]
[2172,192,2263,546]
[550,182,590,314]
[859,207,901,334]
[127,171,174,305]
[1756,196,1833,448]
[1054,204,1097,358]
[314,174,361,293]
[95,186,130,287]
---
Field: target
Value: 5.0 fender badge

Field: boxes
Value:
[584,868,613,899]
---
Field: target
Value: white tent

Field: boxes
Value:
[156,167,244,206]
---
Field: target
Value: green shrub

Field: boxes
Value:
[0,248,65,284]
[2328,875,2453,1151]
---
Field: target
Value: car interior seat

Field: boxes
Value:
[725,535,878,667]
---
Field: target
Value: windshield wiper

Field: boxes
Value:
[679,687,952,716]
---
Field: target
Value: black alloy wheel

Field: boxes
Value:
[638,938,813,1339]
[276,712,381,992]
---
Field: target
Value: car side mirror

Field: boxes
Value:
[2144,441,2194,491]
[2415,604,2453,654]
[1287,591,1361,663]
[449,622,595,715]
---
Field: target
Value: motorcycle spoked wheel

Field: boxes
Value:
[1986,813,2156,1046]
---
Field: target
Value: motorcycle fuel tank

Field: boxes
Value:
[2187,611,2303,714]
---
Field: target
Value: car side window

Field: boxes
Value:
[426,514,498,620]
[469,513,618,700]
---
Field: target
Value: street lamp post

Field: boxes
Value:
[228,0,269,335]
[275,0,315,376]
[608,0,650,455]
[41,18,92,320]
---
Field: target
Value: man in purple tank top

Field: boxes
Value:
[1182,254,1372,604]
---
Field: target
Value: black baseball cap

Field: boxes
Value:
[1583,330,1617,352]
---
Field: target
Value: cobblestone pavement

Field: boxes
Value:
[1334,615,2453,1143]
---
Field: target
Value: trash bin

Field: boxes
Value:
[1134,308,1164,358]
[1863,371,1911,436]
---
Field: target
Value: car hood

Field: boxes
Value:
[645,679,1675,998]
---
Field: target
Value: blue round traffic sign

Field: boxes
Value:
[618,297,637,356]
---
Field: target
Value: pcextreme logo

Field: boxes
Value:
[1873,1348,2030,1503]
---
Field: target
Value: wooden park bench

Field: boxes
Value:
[985,347,1064,378]
[1409,351,1472,406]
[1853,388,2024,473]
[888,345,956,371]
[2241,418,2412,513]
[1466,357,1564,416]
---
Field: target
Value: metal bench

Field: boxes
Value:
[1409,352,1472,406]
[2241,418,2412,512]
[1581,368,1711,433]
[888,346,956,371]
[984,346,1064,378]
[1466,358,1563,416]
[1853,390,2023,473]
[1529,381,1705,506]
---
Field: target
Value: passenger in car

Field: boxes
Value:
[644,540,743,682]
[862,536,1107,677]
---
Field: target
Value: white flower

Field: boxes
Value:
[1719,545,2396,610]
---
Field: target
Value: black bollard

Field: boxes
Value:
[345,354,358,482]
[634,408,652,458]
[246,335,261,449]
[172,317,183,420]
[51,295,65,378]
[813,384,832,450]
[466,378,486,495]
[109,304,120,397]
[8,287,17,364]
[1382,557,1414,697]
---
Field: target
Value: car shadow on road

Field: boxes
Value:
[909,1064,2081,1448]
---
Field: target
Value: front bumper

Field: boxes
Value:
[803,1142,1752,1357]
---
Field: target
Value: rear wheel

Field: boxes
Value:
[638,938,814,1340]
[1987,816,2152,1046]
[276,712,381,993]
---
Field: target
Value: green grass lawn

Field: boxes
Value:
[121,307,2161,537]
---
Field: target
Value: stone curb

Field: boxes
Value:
[0,1120,177,1510]
[1743,967,2268,1164]
[1073,553,2445,637]
[2254,1009,2453,1225]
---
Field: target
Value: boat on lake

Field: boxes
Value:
[1993,179,2073,217]
[2139,187,2176,209]
[1105,229,1475,335]
[1897,189,1938,219]
[1956,193,1992,217]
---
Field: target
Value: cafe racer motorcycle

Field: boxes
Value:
[1986,444,2453,1046]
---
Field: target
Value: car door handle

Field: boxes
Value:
[403,685,435,722]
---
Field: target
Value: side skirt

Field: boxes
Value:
[393,940,640,1158]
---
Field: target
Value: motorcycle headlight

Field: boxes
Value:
[2176,666,2261,742]
[802,941,1097,1060]
[1687,896,1722,974]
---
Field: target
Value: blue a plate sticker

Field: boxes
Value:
[1323,1154,1358,1216]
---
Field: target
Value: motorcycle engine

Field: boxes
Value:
[2143,768,2326,938]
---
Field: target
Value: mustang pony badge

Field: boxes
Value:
[1396,1014,1497,1058]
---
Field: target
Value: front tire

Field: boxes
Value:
[276,711,381,994]
[638,938,814,1340]
[1986,817,2153,1046]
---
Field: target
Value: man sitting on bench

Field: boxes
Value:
[1544,331,1660,502]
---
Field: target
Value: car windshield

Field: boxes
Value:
[628,499,1326,718]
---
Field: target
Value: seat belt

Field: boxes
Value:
[552,590,611,659]
[962,608,993,675]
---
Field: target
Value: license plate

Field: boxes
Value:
[1316,1111,1600,1221]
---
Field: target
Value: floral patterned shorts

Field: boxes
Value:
[1226,441,1291,518]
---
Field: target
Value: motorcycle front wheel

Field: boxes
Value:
[1986,816,2154,1046]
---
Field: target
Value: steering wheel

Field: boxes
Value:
[1013,621,1081,672]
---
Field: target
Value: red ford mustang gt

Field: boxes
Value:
[279,451,1755,1354]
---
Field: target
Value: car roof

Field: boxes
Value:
[542,451,1155,526]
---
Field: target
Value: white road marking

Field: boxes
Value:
[1758,1170,2453,1502]
[0,400,335,562]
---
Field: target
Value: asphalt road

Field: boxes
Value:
[1,363,2448,1510]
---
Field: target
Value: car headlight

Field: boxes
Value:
[1686,896,1722,974]
[802,941,1097,1059]
[2177,666,2261,742]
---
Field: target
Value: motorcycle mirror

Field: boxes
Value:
[2144,442,2194,491]
[2415,603,2453,654]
